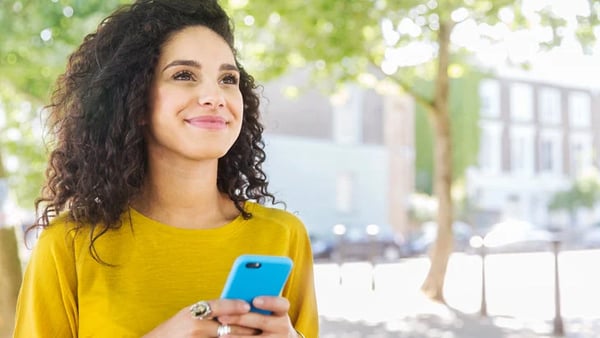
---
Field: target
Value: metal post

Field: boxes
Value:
[369,235,376,291]
[332,224,346,285]
[480,244,487,317]
[366,224,379,291]
[337,234,344,285]
[552,239,565,336]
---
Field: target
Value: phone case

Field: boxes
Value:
[220,254,293,315]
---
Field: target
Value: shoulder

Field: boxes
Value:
[33,213,95,260]
[246,202,307,234]
[36,214,79,245]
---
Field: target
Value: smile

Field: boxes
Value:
[184,116,227,130]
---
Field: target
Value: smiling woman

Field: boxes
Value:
[13,1,318,337]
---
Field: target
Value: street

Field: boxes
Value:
[315,249,600,337]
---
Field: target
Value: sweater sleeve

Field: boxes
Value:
[14,224,79,338]
[284,217,319,338]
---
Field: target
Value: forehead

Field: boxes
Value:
[158,25,236,65]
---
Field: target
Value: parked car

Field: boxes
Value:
[407,220,474,255]
[481,219,553,253]
[310,224,408,262]
[309,234,334,260]
[580,222,600,249]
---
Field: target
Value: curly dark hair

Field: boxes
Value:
[33,0,276,258]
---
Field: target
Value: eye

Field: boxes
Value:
[173,70,196,81]
[221,73,239,85]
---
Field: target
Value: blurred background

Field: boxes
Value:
[1,0,600,337]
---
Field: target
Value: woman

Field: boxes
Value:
[13,0,318,337]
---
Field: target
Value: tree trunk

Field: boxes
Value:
[420,20,455,303]
[0,226,22,338]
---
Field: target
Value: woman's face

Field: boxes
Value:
[146,25,243,164]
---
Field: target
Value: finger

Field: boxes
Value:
[219,312,287,335]
[210,299,252,317]
[215,323,259,336]
[190,299,250,320]
[252,296,290,316]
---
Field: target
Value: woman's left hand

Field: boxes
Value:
[216,296,299,337]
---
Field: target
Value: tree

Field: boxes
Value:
[0,151,23,338]
[549,168,600,226]
[0,1,123,333]
[225,0,599,302]
[0,0,128,207]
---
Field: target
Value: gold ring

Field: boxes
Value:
[190,301,212,320]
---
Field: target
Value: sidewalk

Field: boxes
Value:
[319,303,600,337]
[314,252,600,338]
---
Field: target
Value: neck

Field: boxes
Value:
[132,157,239,229]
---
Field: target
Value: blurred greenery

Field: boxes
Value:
[549,169,600,223]
[0,0,127,207]
[415,69,483,194]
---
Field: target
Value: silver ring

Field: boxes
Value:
[217,324,231,336]
[190,301,212,320]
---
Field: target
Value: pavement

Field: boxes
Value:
[319,305,600,337]
[314,251,600,337]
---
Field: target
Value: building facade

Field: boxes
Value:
[259,71,415,240]
[468,75,600,228]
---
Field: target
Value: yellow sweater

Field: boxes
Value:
[14,202,318,337]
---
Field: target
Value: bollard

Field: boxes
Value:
[552,239,564,336]
[480,244,487,317]
[332,224,346,285]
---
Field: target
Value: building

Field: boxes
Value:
[468,70,600,229]
[259,71,415,240]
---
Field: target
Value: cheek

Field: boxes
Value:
[231,93,244,118]
[151,87,187,118]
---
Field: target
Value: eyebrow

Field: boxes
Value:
[161,59,239,73]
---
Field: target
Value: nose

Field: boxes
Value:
[197,83,225,109]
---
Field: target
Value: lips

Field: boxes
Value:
[184,116,227,130]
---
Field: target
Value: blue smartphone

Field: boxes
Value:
[220,254,293,315]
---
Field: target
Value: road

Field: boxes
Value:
[315,249,600,337]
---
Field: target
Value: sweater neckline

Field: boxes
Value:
[126,201,255,237]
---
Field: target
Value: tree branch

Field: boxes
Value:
[367,58,435,112]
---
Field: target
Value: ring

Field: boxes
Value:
[190,301,212,320]
[217,324,231,336]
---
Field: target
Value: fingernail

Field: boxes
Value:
[253,297,264,305]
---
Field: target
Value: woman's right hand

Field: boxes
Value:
[142,299,258,337]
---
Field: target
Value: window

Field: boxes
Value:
[568,91,591,128]
[479,79,500,118]
[336,172,354,213]
[478,122,503,173]
[538,130,562,175]
[510,83,533,122]
[569,134,593,176]
[332,85,363,145]
[538,87,561,125]
[510,127,534,175]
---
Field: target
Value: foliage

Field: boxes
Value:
[0,86,47,206]
[415,68,483,194]
[548,169,600,213]
[0,0,126,207]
